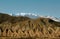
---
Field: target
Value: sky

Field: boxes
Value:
[0,0,60,18]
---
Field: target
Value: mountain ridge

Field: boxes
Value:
[2,13,60,22]
[0,13,60,39]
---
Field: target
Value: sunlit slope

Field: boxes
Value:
[0,13,60,38]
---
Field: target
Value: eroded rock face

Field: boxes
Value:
[0,13,60,38]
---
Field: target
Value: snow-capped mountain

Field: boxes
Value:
[9,13,60,22]
[10,13,39,18]
[40,16,60,22]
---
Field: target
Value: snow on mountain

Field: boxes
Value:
[40,16,60,22]
[8,13,60,22]
[10,13,39,18]
[20,13,39,18]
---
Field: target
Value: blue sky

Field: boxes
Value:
[0,0,60,18]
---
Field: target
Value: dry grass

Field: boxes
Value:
[0,13,60,39]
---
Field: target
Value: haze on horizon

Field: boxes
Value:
[0,0,60,18]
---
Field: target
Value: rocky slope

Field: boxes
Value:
[0,13,60,39]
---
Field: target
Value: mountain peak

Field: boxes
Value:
[2,13,60,22]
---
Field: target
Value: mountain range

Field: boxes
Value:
[0,13,60,39]
[8,13,60,22]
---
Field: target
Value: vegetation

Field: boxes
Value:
[0,13,60,39]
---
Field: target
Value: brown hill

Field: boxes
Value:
[0,13,60,39]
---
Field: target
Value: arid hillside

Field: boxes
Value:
[0,13,60,39]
